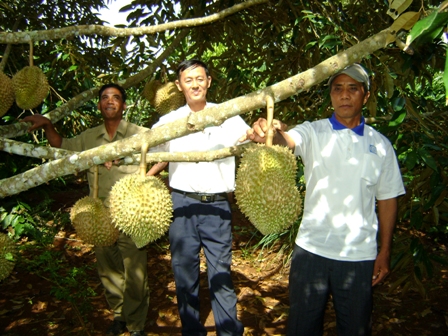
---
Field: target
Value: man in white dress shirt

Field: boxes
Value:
[148,59,247,336]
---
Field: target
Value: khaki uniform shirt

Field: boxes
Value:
[61,120,148,201]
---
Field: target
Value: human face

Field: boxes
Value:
[175,65,211,111]
[330,74,370,127]
[97,87,126,121]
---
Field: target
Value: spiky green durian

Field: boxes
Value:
[12,66,49,110]
[0,233,17,281]
[0,72,15,117]
[70,197,119,247]
[235,144,303,235]
[143,80,185,115]
[109,175,173,248]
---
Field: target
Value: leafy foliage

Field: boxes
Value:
[20,247,96,313]
[1,201,40,239]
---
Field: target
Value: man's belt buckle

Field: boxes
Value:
[200,194,214,203]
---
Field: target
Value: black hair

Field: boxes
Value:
[98,83,127,103]
[176,59,210,79]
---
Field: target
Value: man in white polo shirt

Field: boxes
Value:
[242,64,405,336]
[148,59,247,336]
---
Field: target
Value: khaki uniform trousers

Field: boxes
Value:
[95,233,149,331]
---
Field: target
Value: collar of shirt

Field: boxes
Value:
[329,113,365,136]
[100,119,128,141]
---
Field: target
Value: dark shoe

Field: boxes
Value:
[129,331,145,336]
[106,320,126,336]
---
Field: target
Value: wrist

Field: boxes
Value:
[377,248,391,257]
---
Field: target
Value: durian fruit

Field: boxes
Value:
[143,80,185,115]
[0,72,15,117]
[0,232,17,282]
[142,79,161,103]
[235,96,302,235]
[12,65,49,110]
[109,143,173,248]
[70,166,119,246]
[235,144,302,235]
[70,197,119,246]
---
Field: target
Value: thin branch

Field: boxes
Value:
[0,0,268,44]
[1,135,253,164]
[142,143,254,163]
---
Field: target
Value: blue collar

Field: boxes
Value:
[329,113,365,136]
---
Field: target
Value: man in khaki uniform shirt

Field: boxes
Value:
[22,84,149,336]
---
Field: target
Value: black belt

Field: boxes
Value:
[171,188,228,203]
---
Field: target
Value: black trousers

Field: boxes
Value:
[287,245,374,336]
[169,191,244,336]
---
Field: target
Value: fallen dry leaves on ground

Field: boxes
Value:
[1,188,448,335]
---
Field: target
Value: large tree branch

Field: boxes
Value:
[0,28,389,198]
[0,137,76,160]
[186,29,389,127]
[0,0,268,44]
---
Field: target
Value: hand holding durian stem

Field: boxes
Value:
[93,165,99,199]
[139,143,150,177]
[265,95,274,147]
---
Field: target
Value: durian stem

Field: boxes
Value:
[161,64,168,83]
[29,41,34,67]
[265,95,274,147]
[93,165,99,199]
[0,19,20,72]
[140,143,150,177]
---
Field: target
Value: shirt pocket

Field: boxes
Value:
[360,153,383,186]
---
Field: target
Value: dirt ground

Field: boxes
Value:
[1,183,448,336]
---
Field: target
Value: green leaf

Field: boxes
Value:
[405,150,418,170]
[4,252,15,262]
[392,96,405,111]
[404,5,448,50]
[388,110,406,126]
[304,41,318,51]
[318,35,341,48]
[424,144,442,151]
[12,223,26,237]
[418,147,438,172]
[429,254,448,265]
[386,11,420,45]
[410,210,423,229]
[384,72,395,99]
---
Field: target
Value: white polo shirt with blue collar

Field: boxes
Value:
[286,114,405,261]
